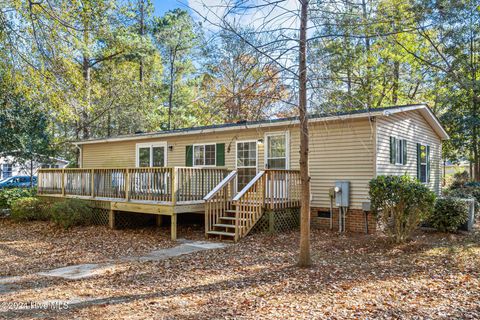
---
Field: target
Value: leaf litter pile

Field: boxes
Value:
[1,219,479,319]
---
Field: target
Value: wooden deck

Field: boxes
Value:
[38,167,229,240]
[38,167,302,242]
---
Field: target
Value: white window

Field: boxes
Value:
[136,142,167,167]
[1,164,12,179]
[418,144,429,183]
[395,139,405,165]
[390,137,407,165]
[265,132,289,169]
[193,144,216,167]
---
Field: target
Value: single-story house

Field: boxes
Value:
[0,156,69,180]
[37,104,449,241]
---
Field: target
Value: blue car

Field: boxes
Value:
[0,176,37,189]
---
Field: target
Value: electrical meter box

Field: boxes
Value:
[334,181,350,207]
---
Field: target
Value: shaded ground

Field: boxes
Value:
[0,219,204,277]
[0,220,479,319]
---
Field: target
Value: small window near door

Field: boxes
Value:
[193,144,216,167]
[265,133,288,169]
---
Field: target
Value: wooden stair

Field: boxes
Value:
[206,203,257,241]
[204,169,301,242]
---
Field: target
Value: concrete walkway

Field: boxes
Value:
[36,240,228,280]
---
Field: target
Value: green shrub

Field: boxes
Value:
[50,199,93,229]
[0,188,37,209]
[450,171,470,189]
[430,197,469,232]
[10,197,50,221]
[445,187,480,214]
[369,175,436,243]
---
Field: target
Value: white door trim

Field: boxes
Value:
[135,142,168,167]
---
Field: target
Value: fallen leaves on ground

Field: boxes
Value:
[1,220,479,319]
[0,219,203,277]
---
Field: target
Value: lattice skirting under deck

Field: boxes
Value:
[252,207,300,234]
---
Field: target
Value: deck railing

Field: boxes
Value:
[232,171,266,241]
[203,170,238,236]
[38,167,229,205]
[264,170,301,209]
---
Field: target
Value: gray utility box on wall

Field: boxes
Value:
[334,181,350,207]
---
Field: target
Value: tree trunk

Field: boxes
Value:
[392,61,399,104]
[298,0,311,268]
[82,55,91,139]
[167,50,176,130]
[361,0,372,108]
[139,0,145,82]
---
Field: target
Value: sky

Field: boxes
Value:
[152,0,189,16]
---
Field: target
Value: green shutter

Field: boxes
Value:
[403,140,408,165]
[185,145,193,167]
[426,145,431,183]
[216,143,225,166]
[390,137,396,164]
[416,143,421,180]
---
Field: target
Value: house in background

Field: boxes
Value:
[38,104,449,241]
[0,156,69,180]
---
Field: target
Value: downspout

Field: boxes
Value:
[329,187,334,230]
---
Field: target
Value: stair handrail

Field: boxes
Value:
[232,171,266,241]
[203,170,238,201]
[232,171,265,201]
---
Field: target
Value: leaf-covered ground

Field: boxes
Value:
[1,220,479,319]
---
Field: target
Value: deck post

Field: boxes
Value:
[61,169,65,196]
[156,215,163,227]
[171,214,177,241]
[91,169,95,198]
[108,209,116,229]
[171,167,178,205]
[125,168,130,201]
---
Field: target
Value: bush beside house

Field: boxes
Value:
[50,199,94,229]
[11,197,50,221]
[430,197,469,232]
[369,175,436,243]
[0,188,36,209]
[6,191,94,229]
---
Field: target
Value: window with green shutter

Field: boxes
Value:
[390,137,407,165]
[417,143,430,183]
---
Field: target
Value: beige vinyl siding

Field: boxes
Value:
[81,127,296,171]
[376,110,442,195]
[81,119,375,209]
[308,118,375,209]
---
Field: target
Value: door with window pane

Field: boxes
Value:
[265,133,288,201]
[236,141,257,190]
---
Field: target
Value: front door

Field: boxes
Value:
[236,141,258,191]
[265,132,289,201]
